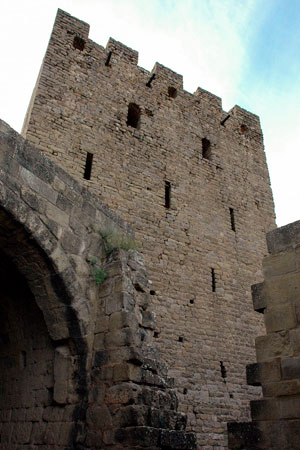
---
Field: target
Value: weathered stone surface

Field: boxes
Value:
[19,8,276,447]
[252,282,267,312]
[255,332,292,362]
[281,356,300,380]
[290,328,300,354]
[264,303,297,333]
[246,358,281,386]
[278,396,300,419]
[267,220,300,254]
[160,429,197,449]
[230,220,300,449]
[262,250,297,278]
[0,119,198,448]
[262,379,300,398]
[250,399,280,421]
[87,405,113,430]
[227,422,260,449]
[53,346,71,404]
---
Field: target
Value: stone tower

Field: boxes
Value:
[22,9,276,447]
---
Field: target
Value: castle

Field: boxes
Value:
[0,8,284,450]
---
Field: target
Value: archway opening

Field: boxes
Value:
[0,206,86,448]
[0,251,55,446]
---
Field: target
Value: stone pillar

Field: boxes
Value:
[87,248,197,449]
[228,220,300,449]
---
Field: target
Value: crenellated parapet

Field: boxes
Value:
[23,8,262,141]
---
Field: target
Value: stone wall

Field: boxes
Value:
[228,220,300,449]
[0,252,56,447]
[0,119,195,449]
[21,9,276,447]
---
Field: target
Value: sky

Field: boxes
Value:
[1,0,299,227]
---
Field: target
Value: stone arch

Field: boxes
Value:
[0,121,101,447]
[0,205,88,448]
[0,120,100,343]
[0,204,83,343]
[0,120,198,448]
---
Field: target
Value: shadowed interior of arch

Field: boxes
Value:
[0,251,56,445]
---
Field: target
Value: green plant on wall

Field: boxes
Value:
[99,226,136,256]
[89,227,136,285]
[88,257,107,285]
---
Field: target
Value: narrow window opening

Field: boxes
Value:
[168,87,177,98]
[73,36,85,51]
[211,268,216,292]
[240,124,248,134]
[84,152,93,180]
[127,103,141,129]
[183,388,188,395]
[165,181,171,209]
[146,74,156,87]
[150,290,156,296]
[178,336,184,343]
[220,361,227,382]
[190,299,194,304]
[229,208,236,232]
[105,50,112,66]
[154,331,159,338]
[21,351,27,368]
[202,138,211,160]
[221,114,231,126]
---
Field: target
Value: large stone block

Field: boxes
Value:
[109,311,139,331]
[113,362,142,382]
[262,251,297,278]
[262,379,300,398]
[251,282,266,312]
[105,292,135,314]
[30,422,47,445]
[290,328,300,354]
[264,303,297,333]
[250,399,280,421]
[278,396,300,419]
[227,422,260,449]
[113,405,148,427]
[105,327,139,348]
[264,273,300,308]
[11,422,32,444]
[267,221,300,254]
[281,356,300,380]
[246,358,281,386]
[105,382,141,405]
[53,346,71,404]
[87,405,113,430]
[160,429,197,449]
[114,426,160,447]
[255,333,292,362]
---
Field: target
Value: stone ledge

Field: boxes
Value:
[267,220,300,254]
